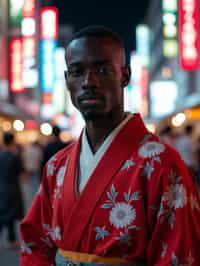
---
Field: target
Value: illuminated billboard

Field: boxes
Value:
[179,0,200,70]
[9,0,24,27]
[21,0,38,89]
[150,80,178,118]
[9,38,24,93]
[40,7,58,119]
[162,0,178,57]
[40,40,57,93]
[136,25,151,67]
[40,7,58,40]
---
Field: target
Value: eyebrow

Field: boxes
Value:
[68,59,112,68]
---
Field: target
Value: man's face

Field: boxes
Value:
[65,37,130,121]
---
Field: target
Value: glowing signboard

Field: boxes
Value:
[23,0,36,18]
[179,0,200,70]
[10,38,24,92]
[22,0,37,88]
[40,7,58,40]
[162,0,178,57]
[40,40,57,93]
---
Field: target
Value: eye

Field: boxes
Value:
[68,66,84,77]
[95,65,113,75]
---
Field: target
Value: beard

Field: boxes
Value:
[82,109,103,121]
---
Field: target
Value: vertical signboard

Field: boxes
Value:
[0,37,7,80]
[40,7,58,119]
[136,25,151,67]
[22,0,38,88]
[9,0,24,27]
[9,38,24,92]
[179,0,200,70]
[162,0,178,57]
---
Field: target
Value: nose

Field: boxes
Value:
[81,68,99,90]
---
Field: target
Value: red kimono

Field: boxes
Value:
[20,114,200,266]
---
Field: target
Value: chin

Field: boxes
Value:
[82,111,103,121]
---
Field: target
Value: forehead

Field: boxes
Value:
[66,37,124,65]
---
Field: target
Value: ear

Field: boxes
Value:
[64,70,67,82]
[121,65,131,87]
[64,70,69,88]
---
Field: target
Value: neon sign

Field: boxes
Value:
[179,0,200,70]
[10,38,24,92]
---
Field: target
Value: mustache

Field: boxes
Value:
[78,91,104,102]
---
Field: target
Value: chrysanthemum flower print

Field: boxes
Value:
[109,202,136,229]
[56,166,66,187]
[163,184,187,209]
[21,241,33,254]
[139,141,165,158]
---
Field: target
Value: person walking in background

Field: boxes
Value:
[175,124,195,173]
[22,141,42,207]
[40,125,67,170]
[159,125,175,147]
[193,136,200,187]
[0,132,24,249]
[20,26,200,265]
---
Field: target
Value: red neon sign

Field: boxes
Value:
[9,38,24,93]
[179,0,200,70]
[23,0,36,18]
[22,36,36,57]
[40,7,58,40]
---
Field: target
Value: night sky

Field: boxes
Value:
[52,0,150,58]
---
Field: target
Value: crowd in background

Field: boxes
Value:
[0,125,73,249]
[159,124,200,186]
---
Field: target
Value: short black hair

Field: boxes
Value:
[3,132,14,145]
[69,25,124,49]
[185,124,193,134]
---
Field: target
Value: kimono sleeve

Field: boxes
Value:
[20,164,56,266]
[146,150,200,266]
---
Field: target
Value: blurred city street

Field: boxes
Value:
[0,220,20,266]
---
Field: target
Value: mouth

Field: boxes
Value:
[78,94,104,106]
[80,98,102,105]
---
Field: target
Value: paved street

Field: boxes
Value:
[0,181,35,266]
[0,225,20,266]
[0,246,19,266]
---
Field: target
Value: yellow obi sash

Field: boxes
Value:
[58,249,129,264]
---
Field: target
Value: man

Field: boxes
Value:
[175,124,195,171]
[41,125,66,168]
[20,26,200,265]
[0,132,24,248]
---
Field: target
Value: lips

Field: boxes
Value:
[78,93,104,106]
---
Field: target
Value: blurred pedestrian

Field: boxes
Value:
[159,125,175,146]
[0,132,24,249]
[23,141,42,205]
[175,124,195,173]
[40,125,67,170]
[193,136,200,187]
[20,25,200,265]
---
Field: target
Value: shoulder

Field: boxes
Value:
[46,141,75,166]
[137,133,189,176]
[40,141,76,192]
[44,141,75,176]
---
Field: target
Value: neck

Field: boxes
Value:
[85,111,126,153]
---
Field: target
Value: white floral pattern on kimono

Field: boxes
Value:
[94,185,140,248]
[138,141,165,158]
[42,224,61,241]
[54,166,66,198]
[21,241,33,254]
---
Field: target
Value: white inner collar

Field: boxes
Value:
[79,113,133,192]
